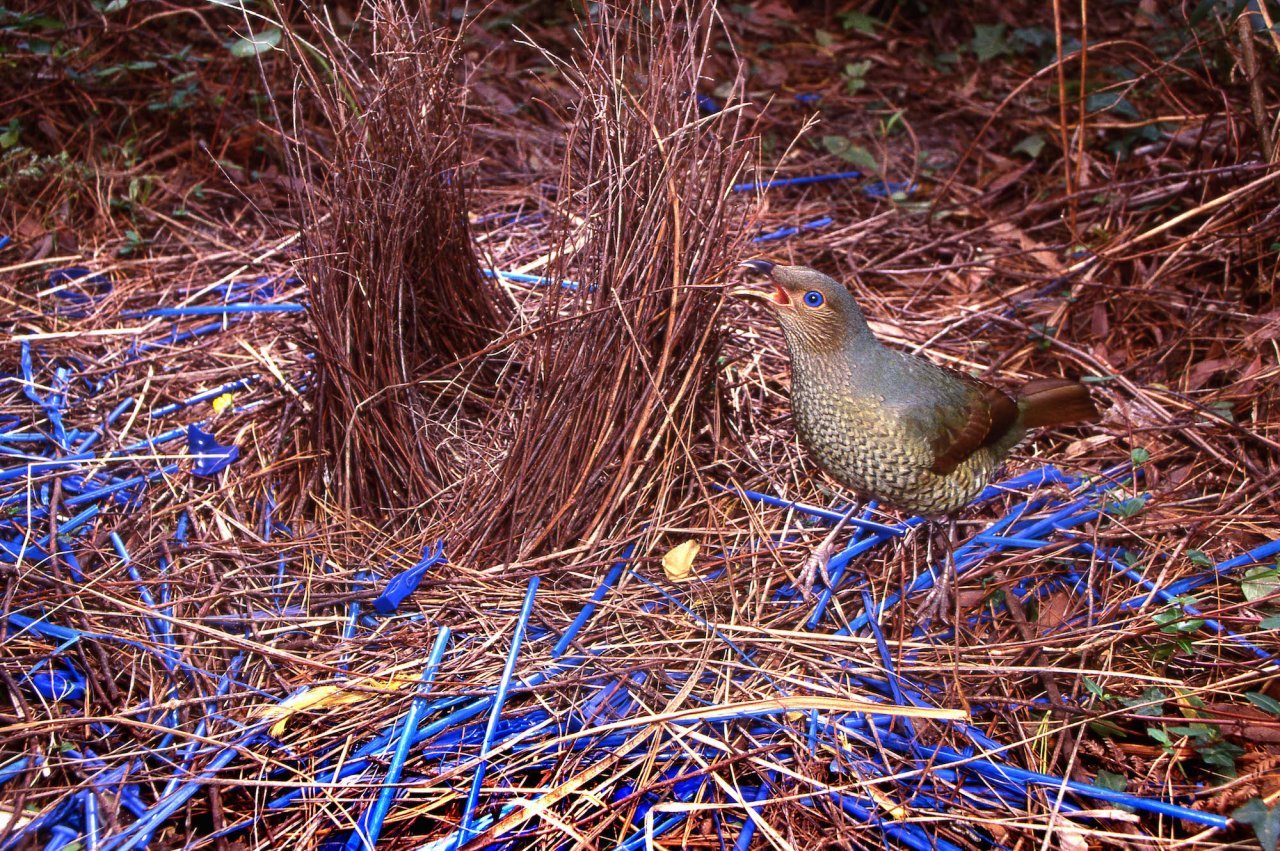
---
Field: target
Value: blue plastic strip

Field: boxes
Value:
[348,626,452,850]
[455,577,540,848]
[552,543,633,658]
[733,171,862,192]
[122,304,305,318]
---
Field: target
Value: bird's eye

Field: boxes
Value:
[803,290,824,307]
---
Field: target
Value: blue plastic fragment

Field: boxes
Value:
[751,216,834,243]
[19,341,67,448]
[22,665,86,702]
[862,179,917,198]
[481,268,582,291]
[186,425,239,477]
[150,376,257,419]
[551,543,633,658]
[47,267,112,314]
[733,775,775,851]
[371,541,447,615]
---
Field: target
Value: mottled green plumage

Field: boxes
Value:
[742,263,1098,516]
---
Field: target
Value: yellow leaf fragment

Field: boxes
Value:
[258,675,417,737]
[211,393,234,415]
[662,539,699,581]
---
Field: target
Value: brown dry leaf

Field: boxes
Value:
[990,221,1064,274]
[1186,357,1233,391]
[1204,703,1280,744]
[1063,433,1115,460]
[662,539,700,581]
[1036,590,1074,631]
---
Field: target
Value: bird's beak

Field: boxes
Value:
[732,259,789,306]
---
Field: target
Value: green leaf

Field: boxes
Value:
[1093,769,1127,793]
[1105,497,1146,518]
[1261,615,1280,630]
[228,27,281,58]
[1086,91,1141,120]
[1247,692,1280,716]
[839,11,880,35]
[0,120,20,150]
[1243,567,1280,602]
[1122,687,1166,716]
[1198,739,1243,774]
[1234,798,1280,851]
[1185,548,1211,567]
[1083,677,1110,700]
[822,136,879,173]
[1129,447,1150,464]
[1208,400,1235,423]
[844,60,871,94]
[1154,608,1204,634]
[1189,0,1221,26]
[1146,726,1172,748]
[103,0,128,11]
[1011,27,1054,49]
[1167,723,1212,741]
[814,29,836,48]
[1089,718,1127,738]
[971,23,1011,62]
[1012,133,1045,159]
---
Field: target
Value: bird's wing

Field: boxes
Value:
[899,365,1019,477]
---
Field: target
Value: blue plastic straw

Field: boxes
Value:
[732,773,776,851]
[482,268,581,291]
[552,543,633,658]
[74,398,134,453]
[348,626,452,850]
[733,171,862,192]
[455,577,540,848]
[149,377,257,418]
[751,217,833,243]
[122,303,305,318]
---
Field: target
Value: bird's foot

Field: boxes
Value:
[798,542,835,599]
[917,564,954,626]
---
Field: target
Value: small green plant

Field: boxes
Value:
[838,10,879,35]
[843,60,871,94]
[1153,722,1244,777]
[1151,596,1204,656]
[971,23,1013,62]
[0,119,20,149]
[821,135,879,175]
[117,229,150,257]
[1104,496,1145,518]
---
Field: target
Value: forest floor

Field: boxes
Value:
[3,2,1280,849]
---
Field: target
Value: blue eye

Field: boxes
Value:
[803,290,824,307]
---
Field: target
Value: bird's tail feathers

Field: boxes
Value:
[1017,379,1098,429]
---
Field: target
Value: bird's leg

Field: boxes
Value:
[798,502,858,598]
[918,516,959,626]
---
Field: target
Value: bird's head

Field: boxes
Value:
[734,260,869,354]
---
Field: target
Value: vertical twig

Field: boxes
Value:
[1236,7,1276,163]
